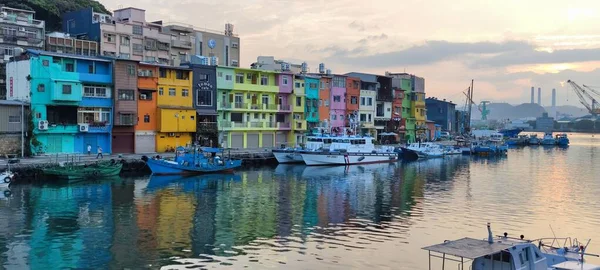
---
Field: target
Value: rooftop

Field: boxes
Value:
[0,100,29,106]
[26,49,112,63]
[423,237,514,259]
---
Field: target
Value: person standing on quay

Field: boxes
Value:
[87,144,92,155]
[96,146,103,159]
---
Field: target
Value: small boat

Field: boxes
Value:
[272,135,331,164]
[145,146,242,175]
[423,223,600,270]
[443,146,463,155]
[401,142,445,159]
[42,160,123,180]
[555,133,570,146]
[529,134,541,145]
[541,132,556,145]
[471,140,508,156]
[498,128,523,138]
[507,134,529,146]
[300,136,397,166]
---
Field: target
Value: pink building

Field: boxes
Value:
[330,75,347,134]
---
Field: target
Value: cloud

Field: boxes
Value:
[358,33,388,44]
[348,21,366,31]
[475,48,600,67]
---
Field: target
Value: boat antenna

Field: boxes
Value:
[487,223,494,243]
[549,224,561,248]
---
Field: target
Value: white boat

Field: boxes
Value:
[423,223,600,270]
[300,136,398,166]
[541,132,556,145]
[272,135,333,164]
[403,142,446,158]
[443,146,463,155]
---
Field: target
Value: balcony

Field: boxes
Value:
[360,121,374,128]
[171,39,192,49]
[218,121,282,131]
[197,122,218,133]
[219,102,282,111]
[278,122,291,130]
[278,104,291,112]
[293,119,307,131]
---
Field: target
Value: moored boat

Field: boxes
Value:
[300,137,397,166]
[42,160,123,180]
[555,133,570,146]
[541,132,556,145]
[529,134,541,145]
[272,135,332,164]
[144,146,242,175]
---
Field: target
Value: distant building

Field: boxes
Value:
[45,32,98,56]
[251,56,302,73]
[0,100,28,155]
[425,97,456,132]
[505,119,532,130]
[0,6,45,99]
[536,112,554,131]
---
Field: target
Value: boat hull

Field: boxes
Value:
[556,138,569,146]
[43,162,123,180]
[146,158,242,175]
[300,152,398,166]
[272,150,304,164]
[540,139,555,145]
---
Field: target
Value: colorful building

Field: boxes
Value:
[112,59,138,153]
[374,75,393,138]
[135,62,159,153]
[184,59,218,146]
[276,71,294,146]
[318,76,331,126]
[388,72,417,142]
[7,50,113,154]
[345,76,360,126]
[292,75,307,145]
[304,76,320,130]
[216,66,284,148]
[330,75,347,134]
[411,75,427,139]
[156,66,195,152]
[344,72,377,136]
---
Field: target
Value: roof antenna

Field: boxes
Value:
[487,223,493,244]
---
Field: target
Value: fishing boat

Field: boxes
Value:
[541,132,556,145]
[471,140,508,156]
[555,133,570,146]
[42,160,123,180]
[401,142,446,159]
[529,134,541,145]
[300,136,397,166]
[443,146,463,155]
[272,135,332,164]
[423,223,600,270]
[498,128,523,138]
[144,146,242,175]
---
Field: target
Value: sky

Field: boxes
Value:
[99,0,600,108]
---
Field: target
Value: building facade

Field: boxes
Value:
[45,32,98,56]
[216,67,282,148]
[112,59,138,153]
[536,112,554,132]
[330,75,347,134]
[318,76,331,126]
[292,75,307,144]
[135,62,159,153]
[304,76,320,130]
[0,6,45,99]
[63,7,171,64]
[375,75,393,136]
[156,66,195,152]
[425,97,456,132]
[183,59,218,146]
[275,72,294,147]
[345,77,360,126]
[0,100,28,155]
[345,72,377,136]
[7,50,113,154]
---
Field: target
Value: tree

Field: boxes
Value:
[0,0,111,32]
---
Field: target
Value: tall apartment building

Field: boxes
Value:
[0,6,45,99]
[63,7,171,64]
[164,22,240,67]
[45,32,99,56]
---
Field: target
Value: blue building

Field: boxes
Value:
[425,97,456,133]
[6,50,113,154]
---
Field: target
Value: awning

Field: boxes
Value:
[197,109,218,116]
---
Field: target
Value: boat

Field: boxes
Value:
[423,223,600,270]
[529,134,541,145]
[471,139,508,156]
[443,146,463,155]
[272,135,332,164]
[541,132,556,145]
[498,128,523,138]
[555,133,570,146]
[144,146,242,175]
[42,160,123,180]
[401,142,446,159]
[300,136,398,166]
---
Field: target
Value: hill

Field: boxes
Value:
[469,102,589,120]
[0,0,111,31]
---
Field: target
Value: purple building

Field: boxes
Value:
[276,72,294,145]
[330,75,347,133]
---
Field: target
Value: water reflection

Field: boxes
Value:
[1,134,599,269]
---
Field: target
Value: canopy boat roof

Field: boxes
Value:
[422,237,514,259]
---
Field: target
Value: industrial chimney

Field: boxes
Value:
[538,87,541,105]
[552,88,556,108]
[531,87,535,104]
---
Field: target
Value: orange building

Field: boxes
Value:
[319,77,331,123]
[135,63,159,153]
[345,77,360,122]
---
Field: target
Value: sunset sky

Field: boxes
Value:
[100,0,600,108]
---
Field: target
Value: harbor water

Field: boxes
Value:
[1,133,599,269]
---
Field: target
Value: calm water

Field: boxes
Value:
[1,133,600,269]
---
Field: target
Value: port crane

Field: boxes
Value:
[566,80,600,117]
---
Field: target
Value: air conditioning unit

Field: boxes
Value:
[138,70,145,76]
[38,120,48,130]
[19,27,25,32]
[103,33,109,37]
[232,43,239,48]
[231,60,239,66]
[79,124,89,132]
[140,94,147,100]
[167,132,176,137]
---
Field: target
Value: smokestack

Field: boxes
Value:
[538,87,541,105]
[552,88,556,107]
[531,87,535,104]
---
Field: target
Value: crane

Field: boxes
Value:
[480,101,491,120]
[566,80,600,117]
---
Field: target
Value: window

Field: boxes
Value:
[37,84,45,92]
[333,76,346,88]
[144,114,150,123]
[310,83,317,89]
[320,81,324,89]
[42,60,49,66]
[236,73,244,83]
[225,74,232,81]
[132,43,143,54]
[262,95,269,105]
[283,76,289,85]
[132,25,143,35]
[176,70,189,80]
[198,73,209,82]
[333,96,341,102]
[106,34,115,43]
[118,89,134,100]
[62,85,72,94]
[144,56,156,62]
[231,113,243,122]
[8,115,20,123]
[120,36,130,46]
[84,86,108,97]
[182,89,189,97]
[353,81,359,88]
[332,115,337,120]
[197,90,213,106]
[77,107,111,124]
[340,115,344,120]
[319,100,322,106]
[295,82,300,88]
[361,97,366,106]
[296,97,302,106]
[120,53,130,59]
[351,96,358,104]
[254,113,259,119]
[159,88,164,96]
[262,113,266,119]
[65,63,74,72]
[120,114,134,125]
[360,114,367,121]
[367,97,373,106]
[169,88,176,96]
[325,100,329,107]
[88,64,94,74]
[260,75,269,85]
[159,68,167,78]
[218,72,223,77]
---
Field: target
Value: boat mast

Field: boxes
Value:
[467,80,474,133]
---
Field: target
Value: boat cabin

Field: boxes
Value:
[329,137,376,152]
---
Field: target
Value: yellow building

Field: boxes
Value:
[156,66,195,152]
[291,76,307,145]
[411,91,427,139]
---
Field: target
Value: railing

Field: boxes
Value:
[278,122,291,128]
[197,122,218,132]
[250,122,263,128]
[279,104,291,111]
